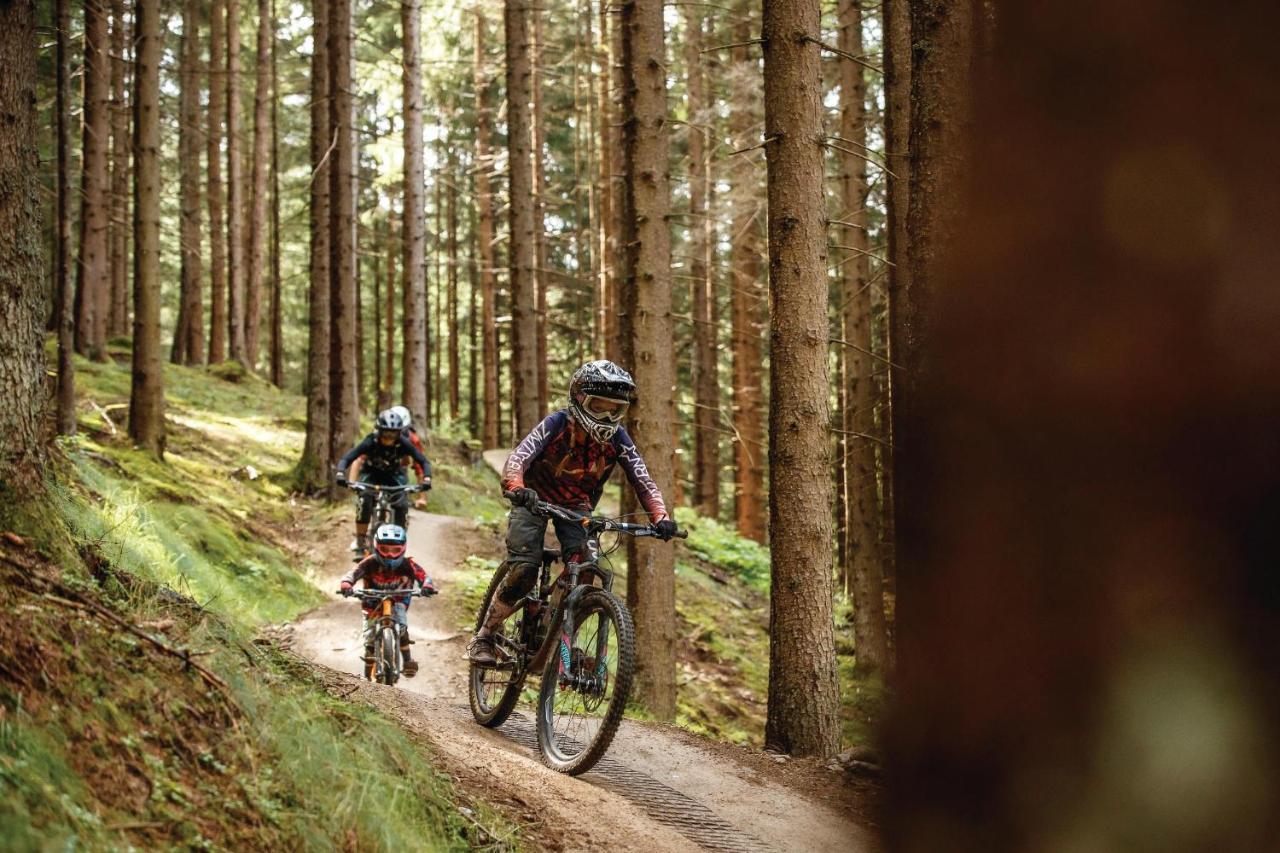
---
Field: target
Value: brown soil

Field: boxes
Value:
[287,508,878,852]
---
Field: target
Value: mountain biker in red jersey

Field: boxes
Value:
[340,523,437,677]
[466,360,678,665]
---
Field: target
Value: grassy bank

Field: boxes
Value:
[0,350,517,851]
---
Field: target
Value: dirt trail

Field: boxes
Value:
[291,507,874,852]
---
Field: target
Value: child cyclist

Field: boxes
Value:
[340,523,437,677]
[335,408,431,555]
[466,360,678,666]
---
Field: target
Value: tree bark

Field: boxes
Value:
[838,0,889,670]
[761,0,840,757]
[298,0,331,491]
[207,0,229,363]
[448,162,461,420]
[54,0,77,435]
[475,11,501,448]
[244,0,272,370]
[505,0,540,433]
[173,0,205,367]
[0,0,46,481]
[384,215,396,400]
[269,1,283,387]
[226,0,247,363]
[75,0,111,361]
[684,6,719,518]
[531,9,549,414]
[128,0,165,456]
[593,0,612,358]
[107,0,130,340]
[399,0,428,427]
[468,205,480,437]
[729,27,768,544]
[328,0,358,460]
[621,0,678,720]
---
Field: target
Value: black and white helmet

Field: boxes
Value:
[389,405,412,430]
[375,408,408,438]
[373,523,407,570]
[567,360,636,443]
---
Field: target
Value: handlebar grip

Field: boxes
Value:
[675,529,689,539]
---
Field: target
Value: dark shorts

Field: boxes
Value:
[355,472,409,526]
[495,506,590,605]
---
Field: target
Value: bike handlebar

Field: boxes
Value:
[344,587,435,599]
[342,481,428,494]
[502,492,688,540]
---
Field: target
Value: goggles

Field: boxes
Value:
[581,394,629,423]
[375,543,406,559]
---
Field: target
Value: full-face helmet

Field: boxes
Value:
[567,360,636,443]
[373,523,408,570]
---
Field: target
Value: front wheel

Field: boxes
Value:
[536,588,635,775]
[468,562,529,727]
[377,625,400,685]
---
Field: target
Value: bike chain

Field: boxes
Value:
[489,710,779,853]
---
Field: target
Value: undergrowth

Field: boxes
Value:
[0,350,518,851]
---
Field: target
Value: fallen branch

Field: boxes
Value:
[88,399,117,435]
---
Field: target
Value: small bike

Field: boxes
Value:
[343,482,428,560]
[468,494,686,775]
[345,587,434,685]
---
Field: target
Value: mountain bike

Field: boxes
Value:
[344,587,434,685]
[343,482,428,560]
[468,494,686,775]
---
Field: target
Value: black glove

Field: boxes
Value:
[654,519,678,541]
[420,477,432,491]
[340,583,355,597]
[510,488,539,510]
[335,470,348,486]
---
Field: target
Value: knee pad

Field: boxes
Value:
[495,560,539,606]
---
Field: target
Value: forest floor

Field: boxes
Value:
[286,506,877,852]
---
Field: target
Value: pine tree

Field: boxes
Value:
[172,0,205,366]
[268,3,283,387]
[298,0,332,490]
[761,0,839,757]
[54,0,77,436]
[226,0,247,363]
[505,0,540,433]
[128,0,165,456]
[621,0,678,719]
[245,0,273,369]
[207,0,229,363]
[328,0,359,459]
[107,0,130,340]
[400,0,428,427]
[75,0,111,361]
[475,11,501,448]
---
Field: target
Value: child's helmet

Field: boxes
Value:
[389,405,412,430]
[375,408,407,440]
[567,360,636,443]
[373,523,407,570]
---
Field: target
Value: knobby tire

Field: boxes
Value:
[468,562,528,727]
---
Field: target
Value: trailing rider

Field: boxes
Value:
[339,523,437,677]
[335,408,432,555]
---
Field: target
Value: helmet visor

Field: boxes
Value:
[581,395,629,423]
[375,543,406,560]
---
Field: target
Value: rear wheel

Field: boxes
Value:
[536,588,634,775]
[378,625,400,685]
[468,562,530,727]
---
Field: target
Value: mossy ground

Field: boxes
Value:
[0,349,519,851]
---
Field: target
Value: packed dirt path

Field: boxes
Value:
[290,505,874,852]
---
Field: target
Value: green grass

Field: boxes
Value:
[0,348,519,851]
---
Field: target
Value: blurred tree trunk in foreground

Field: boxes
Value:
[887,1,1280,850]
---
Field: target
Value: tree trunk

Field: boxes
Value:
[620,0,677,720]
[838,0,889,670]
[173,0,205,367]
[468,207,480,437]
[399,0,428,427]
[226,0,247,363]
[476,11,500,448]
[268,1,283,387]
[207,0,229,363]
[881,0,909,584]
[683,5,719,517]
[505,0,540,433]
[298,0,331,490]
[244,0,272,370]
[448,165,461,420]
[384,217,396,400]
[593,0,612,358]
[75,0,111,361]
[0,0,46,481]
[128,0,165,456]
[729,28,768,544]
[328,0,358,460]
[431,165,442,423]
[760,0,840,758]
[54,0,77,436]
[107,0,130,340]
[531,9,549,414]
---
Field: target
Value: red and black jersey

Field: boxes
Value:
[501,409,669,523]
[341,555,427,594]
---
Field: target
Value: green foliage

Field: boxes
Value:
[678,513,771,591]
